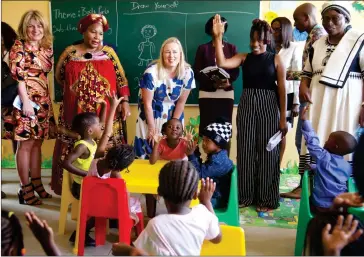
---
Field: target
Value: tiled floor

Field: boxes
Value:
[1,169,296,256]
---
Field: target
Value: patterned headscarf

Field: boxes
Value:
[321,1,351,22]
[77,14,109,34]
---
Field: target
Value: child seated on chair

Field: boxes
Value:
[149,118,195,164]
[131,160,222,256]
[89,144,142,226]
[300,106,357,213]
[63,92,123,246]
[148,118,195,218]
[186,118,234,208]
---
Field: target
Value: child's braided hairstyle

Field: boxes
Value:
[105,144,136,171]
[157,160,199,204]
[1,210,24,256]
[250,18,273,45]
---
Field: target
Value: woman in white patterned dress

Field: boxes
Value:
[299,2,364,170]
[134,37,195,217]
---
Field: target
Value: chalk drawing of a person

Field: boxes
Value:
[138,25,157,66]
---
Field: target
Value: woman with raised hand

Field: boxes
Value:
[213,14,287,212]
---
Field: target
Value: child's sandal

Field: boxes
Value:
[31,177,52,199]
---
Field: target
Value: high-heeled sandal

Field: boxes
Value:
[18,183,42,205]
[31,177,52,199]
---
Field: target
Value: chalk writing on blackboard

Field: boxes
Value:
[53,6,110,20]
[138,25,157,66]
[130,1,179,11]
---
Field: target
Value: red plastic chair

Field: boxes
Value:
[77,177,144,256]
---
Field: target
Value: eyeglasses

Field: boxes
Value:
[322,14,344,24]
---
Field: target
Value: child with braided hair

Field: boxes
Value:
[129,160,222,256]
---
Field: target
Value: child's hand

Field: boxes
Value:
[106,91,124,109]
[25,211,54,246]
[180,127,197,142]
[300,105,310,121]
[95,98,107,105]
[322,215,363,256]
[198,177,216,204]
[152,130,165,145]
[186,140,197,156]
[331,192,364,211]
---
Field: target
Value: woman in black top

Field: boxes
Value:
[213,15,287,211]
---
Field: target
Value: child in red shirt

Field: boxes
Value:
[149,118,194,164]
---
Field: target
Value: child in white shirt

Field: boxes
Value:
[124,160,221,256]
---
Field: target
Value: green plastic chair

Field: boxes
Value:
[215,166,240,227]
[348,177,364,221]
[294,171,314,256]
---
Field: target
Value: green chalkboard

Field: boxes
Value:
[51,0,260,104]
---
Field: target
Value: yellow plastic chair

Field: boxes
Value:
[200,225,246,256]
[58,169,80,235]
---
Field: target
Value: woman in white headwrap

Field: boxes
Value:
[299,1,364,170]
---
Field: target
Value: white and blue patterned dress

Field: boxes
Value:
[134,63,196,159]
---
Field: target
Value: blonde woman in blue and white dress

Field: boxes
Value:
[134,37,196,217]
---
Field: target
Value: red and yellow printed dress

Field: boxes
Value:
[51,45,130,195]
[2,39,56,140]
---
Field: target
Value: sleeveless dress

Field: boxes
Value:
[237,51,281,209]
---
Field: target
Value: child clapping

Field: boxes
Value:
[149,118,195,164]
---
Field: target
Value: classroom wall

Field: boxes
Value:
[2,1,363,168]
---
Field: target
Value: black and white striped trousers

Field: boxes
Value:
[237,88,280,209]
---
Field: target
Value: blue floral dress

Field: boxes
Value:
[134,63,196,159]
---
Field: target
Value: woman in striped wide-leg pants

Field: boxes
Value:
[212,16,287,212]
[237,89,281,210]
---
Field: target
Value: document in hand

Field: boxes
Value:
[13,95,40,120]
[200,66,230,82]
[266,122,292,151]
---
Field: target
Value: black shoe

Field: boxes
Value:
[69,231,96,247]
[1,191,6,199]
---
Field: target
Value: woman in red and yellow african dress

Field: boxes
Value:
[51,14,131,195]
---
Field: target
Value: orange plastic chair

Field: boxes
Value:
[76,177,143,256]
